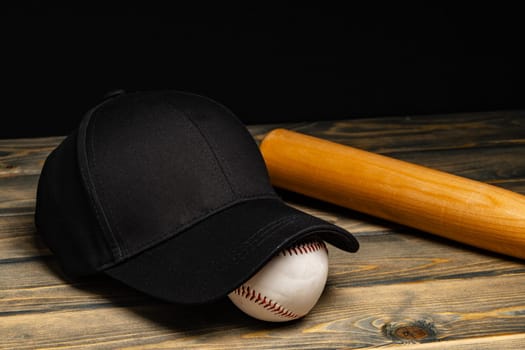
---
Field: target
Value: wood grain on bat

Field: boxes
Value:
[260,128,525,259]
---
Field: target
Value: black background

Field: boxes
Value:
[2,3,524,138]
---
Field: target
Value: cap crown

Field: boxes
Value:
[36,91,276,275]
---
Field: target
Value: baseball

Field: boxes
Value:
[228,240,329,322]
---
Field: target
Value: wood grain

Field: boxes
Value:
[251,111,525,152]
[0,214,35,238]
[0,137,63,178]
[0,175,38,214]
[1,274,524,349]
[1,111,525,349]
[402,334,525,349]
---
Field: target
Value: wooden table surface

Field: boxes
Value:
[2,111,525,349]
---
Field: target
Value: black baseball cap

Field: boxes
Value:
[35,90,359,304]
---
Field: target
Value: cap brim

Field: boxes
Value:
[104,198,359,304]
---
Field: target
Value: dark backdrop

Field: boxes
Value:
[2,3,524,138]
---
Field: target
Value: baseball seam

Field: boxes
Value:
[278,240,327,257]
[232,241,327,319]
[232,285,299,319]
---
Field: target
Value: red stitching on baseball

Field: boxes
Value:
[231,241,327,319]
[279,240,327,257]
[232,284,299,319]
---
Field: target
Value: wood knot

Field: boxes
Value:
[382,320,437,343]
[395,325,428,340]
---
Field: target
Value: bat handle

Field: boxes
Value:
[260,128,525,260]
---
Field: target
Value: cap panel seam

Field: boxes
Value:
[186,109,241,196]
[173,105,238,197]
[36,149,62,244]
[99,194,279,271]
[169,90,246,132]
[116,194,279,261]
[88,109,127,258]
[164,214,307,295]
[77,101,124,261]
[168,91,254,197]
[78,95,255,268]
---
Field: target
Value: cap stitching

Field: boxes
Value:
[122,194,279,255]
[170,91,254,196]
[222,218,356,277]
[187,110,239,196]
[79,93,273,269]
[88,109,127,258]
[83,95,235,262]
[225,215,305,268]
[214,214,307,273]
[175,107,237,197]
[170,90,247,133]
[98,194,280,271]
[248,215,314,250]
[77,103,124,261]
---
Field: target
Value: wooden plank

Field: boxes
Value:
[0,258,66,291]
[1,274,524,349]
[0,137,62,177]
[3,232,524,310]
[250,110,525,153]
[0,234,50,263]
[0,269,147,315]
[328,231,525,289]
[398,334,525,349]
[0,214,35,238]
[0,175,38,216]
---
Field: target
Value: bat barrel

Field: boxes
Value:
[260,128,525,259]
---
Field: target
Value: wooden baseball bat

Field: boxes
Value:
[260,128,525,259]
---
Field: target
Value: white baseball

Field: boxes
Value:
[228,240,329,322]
